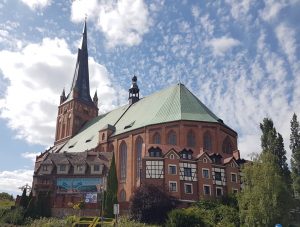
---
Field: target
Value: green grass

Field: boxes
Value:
[0,200,14,209]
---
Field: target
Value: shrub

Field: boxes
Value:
[26,217,68,227]
[130,184,176,224]
[0,207,24,225]
[166,207,207,227]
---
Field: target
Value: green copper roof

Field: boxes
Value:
[60,83,223,153]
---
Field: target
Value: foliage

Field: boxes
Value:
[0,192,14,201]
[33,192,51,218]
[104,152,118,217]
[26,217,69,227]
[0,206,24,225]
[114,216,159,227]
[0,200,15,209]
[166,207,207,227]
[238,152,293,226]
[290,113,300,196]
[19,188,29,209]
[130,184,176,224]
[260,118,291,182]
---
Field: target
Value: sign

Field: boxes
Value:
[113,204,119,215]
[57,178,103,193]
[85,193,97,203]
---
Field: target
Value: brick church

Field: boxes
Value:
[32,22,246,216]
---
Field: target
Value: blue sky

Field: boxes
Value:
[0,0,299,196]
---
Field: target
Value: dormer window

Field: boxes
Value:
[180,149,193,160]
[93,164,100,172]
[59,164,66,172]
[76,165,84,172]
[148,147,162,157]
[42,165,48,171]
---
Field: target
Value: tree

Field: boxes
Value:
[260,118,290,182]
[130,184,176,224]
[238,152,293,226]
[19,188,28,209]
[290,113,300,196]
[104,152,118,217]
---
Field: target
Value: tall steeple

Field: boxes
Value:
[67,19,93,105]
[129,75,140,104]
[54,21,98,145]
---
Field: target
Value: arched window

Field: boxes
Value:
[136,137,143,180]
[222,137,233,154]
[153,132,161,144]
[120,142,127,180]
[120,189,126,202]
[203,131,212,151]
[167,130,177,145]
[187,130,196,147]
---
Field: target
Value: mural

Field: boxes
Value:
[57,178,102,193]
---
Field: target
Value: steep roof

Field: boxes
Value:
[60,83,228,153]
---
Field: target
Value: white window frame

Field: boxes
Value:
[232,188,239,194]
[231,173,237,182]
[184,183,193,194]
[169,181,177,192]
[202,168,210,179]
[42,165,48,171]
[203,184,211,195]
[59,164,66,172]
[170,154,175,159]
[203,158,207,163]
[168,164,177,175]
[216,186,223,197]
[93,164,100,172]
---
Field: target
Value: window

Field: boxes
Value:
[42,165,48,171]
[184,184,193,194]
[120,190,126,202]
[168,165,177,175]
[170,154,174,159]
[231,173,237,182]
[203,185,211,195]
[203,131,212,151]
[77,165,84,172]
[203,158,207,163]
[184,167,192,177]
[59,164,66,172]
[180,149,193,160]
[222,137,233,154]
[215,172,222,181]
[168,130,177,145]
[169,182,177,192]
[120,142,127,180]
[216,187,223,196]
[202,169,210,179]
[148,147,162,157]
[145,161,164,179]
[153,133,161,144]
[187,130,195,147]
[93,164,100,172]
[102,133,105,141]
[136,137,143,179]
[233,189,238,194]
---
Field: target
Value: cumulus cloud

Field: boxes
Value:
[21,152,41,162]
[0,37,118,146]
[20,0,51,10]
[0,169,33,196]
[207,36,240,56]
[71,0,151,47]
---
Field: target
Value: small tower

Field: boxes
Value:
[54,20,98,145]
[93,90,98,108]
[128,75,140,105]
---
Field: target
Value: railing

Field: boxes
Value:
[72,216,115,227]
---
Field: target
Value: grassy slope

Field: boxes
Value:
[0,200,14,209]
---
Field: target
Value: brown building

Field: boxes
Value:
[32,22,246,216]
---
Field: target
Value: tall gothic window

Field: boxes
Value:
[187,130,196,147]
[153,132,161,144]
[168,130,177,145]
[136,137,143,180]
[222,137,233,154]
[203,131,212,151]
[120,141,127,180]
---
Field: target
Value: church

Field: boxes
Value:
[32,21,246,216]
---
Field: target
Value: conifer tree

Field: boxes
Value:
[104,153,118,217]
[290,113,300,196]
[19,188,28,209]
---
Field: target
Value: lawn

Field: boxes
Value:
[0,200,14,209]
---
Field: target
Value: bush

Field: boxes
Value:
[0,207,24,225]
[130,184,176,224]
[26,217,68,227]
[166,207,207,227]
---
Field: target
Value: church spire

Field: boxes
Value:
[67,20,93,105]
[129,75,140,104]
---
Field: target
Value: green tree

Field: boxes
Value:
[238,152,292,226]
[260,118,290,182]
[290,113,300,196]
[19,188,28,209]
[104,152,118,217]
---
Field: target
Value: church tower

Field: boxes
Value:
[54,21,98,145]
[128,75,140,104]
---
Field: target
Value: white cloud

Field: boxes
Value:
[225,0,251,20]
[260,0,286,21]
[20,0,51,10]
[0,169,33,196]
[0,37,119,146]
[207,36,240,56]
[21,152,40,162]
[275,23,297,64]
[71,0,151,47]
